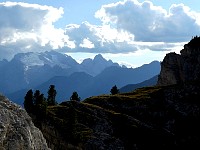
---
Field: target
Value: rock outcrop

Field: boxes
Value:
[157,36,200,86]
[0,95,50,150]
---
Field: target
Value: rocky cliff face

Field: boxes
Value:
[0,95,50,150]
[157,37,200,86]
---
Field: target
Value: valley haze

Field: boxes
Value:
[0,51,160,105]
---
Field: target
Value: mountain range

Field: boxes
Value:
[1,36,200,150]
[0,51,161,105]
[28,36,200,150]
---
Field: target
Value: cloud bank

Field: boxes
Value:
[0,0,200,60]
[96,0,200,42]
[0,2,72,59]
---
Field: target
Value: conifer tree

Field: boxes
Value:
[110,85,119,95]
[34,90,41,106]
[24,89,47,119]
[47,85,57,105]
[24,89,34,113]
[70,91,81,101]
[36,93,47,119]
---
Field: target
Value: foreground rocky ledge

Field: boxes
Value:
[0,95,50,150]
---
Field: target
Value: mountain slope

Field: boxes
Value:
[87,61,160,96]
[0,57,27,94]
[119,75,158,93]
[35,72,94,101]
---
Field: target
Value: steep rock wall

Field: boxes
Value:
[158,43,200,86]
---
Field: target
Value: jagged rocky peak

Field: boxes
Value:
[94,53,104,60]
[0,95,50,150]
[157,36,200,86]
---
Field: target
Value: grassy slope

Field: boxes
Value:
[41,83,200,149]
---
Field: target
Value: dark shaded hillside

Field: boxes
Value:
[119,75,158,93]
[31,81,200,150]
[85,83,200,142]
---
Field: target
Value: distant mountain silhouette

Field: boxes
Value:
[119,75,158,93]
[8,61,160,104]
[80,54,119,76]
[86,61,160,97]
[1,51,161,105]
[35,72,94,101]
[0,51,119,95]
[6,72,94,105]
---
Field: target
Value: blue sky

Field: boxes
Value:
[0,0,200,67]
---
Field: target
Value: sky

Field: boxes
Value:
[0,0,200,67]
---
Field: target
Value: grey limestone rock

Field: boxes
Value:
[0,95,50,150]
[157,43,200,86]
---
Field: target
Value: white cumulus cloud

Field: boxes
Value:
[62,21,137,53]
[96,0,200,42]
[0,1,73,60]
[1,0,200,61]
